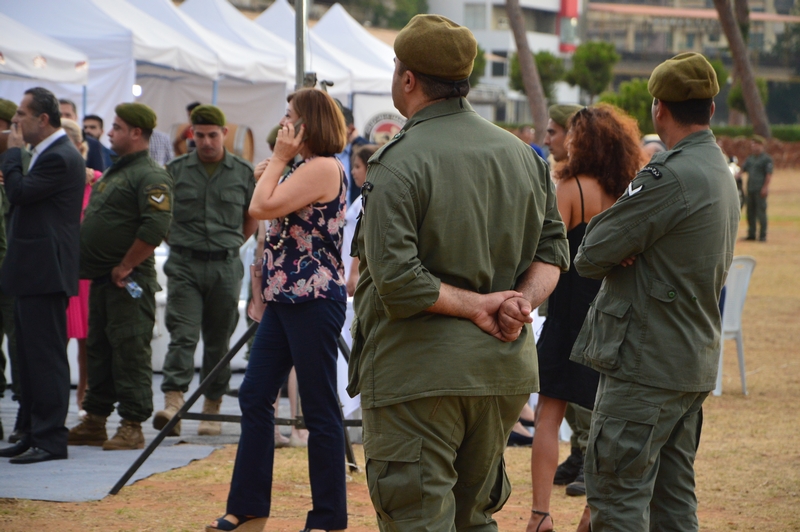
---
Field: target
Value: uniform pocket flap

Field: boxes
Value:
[596,395,660,425]
[364,434,422,463]
[220,189,245,204]
[593,291,631,318]
[649,278,678,303]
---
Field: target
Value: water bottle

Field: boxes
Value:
[124,277,143,299]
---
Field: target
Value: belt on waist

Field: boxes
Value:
[92,274,112,285]
[170,245,239,261]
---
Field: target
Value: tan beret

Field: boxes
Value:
[0,99,17,123]
[751,134,766,145]
[648,52,719,102]
[191,104,225,127]
[395,15,477,81]
[115,102,157,131]
[266,124,280,147]
[549,104,583,129]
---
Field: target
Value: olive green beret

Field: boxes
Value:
[0,99,16,123]
[751,134,766,144]
[549,104,583,129]
[266,124,280,147]
[191,104,226,127]
[394,15,477,81]
[648,52,719,102]
[115,102,156,131]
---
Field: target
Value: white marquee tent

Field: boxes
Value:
[132,0,289,162]
[313,3,396,73]
[255,0,394,100]
[0,0,134,128]
[0,13,89,86]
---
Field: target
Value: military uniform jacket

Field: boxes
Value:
[570,130,740,392]
[742,152,773,192]
[166,150,255,251]
[349,98,569,408]
[81,150,173,280]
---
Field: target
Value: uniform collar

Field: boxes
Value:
[402,98,474,132]
[110,149,149,170]
[672,129,715,151]
[186,148,234,168]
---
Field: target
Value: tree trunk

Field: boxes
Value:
[506,0,548,144]
[713,0,770,137]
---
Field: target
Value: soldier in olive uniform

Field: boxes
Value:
[569,53,740,531]
[349,15,569,531]
[68,103,172,451]
[153,105,257,437]
[739,135,773,241]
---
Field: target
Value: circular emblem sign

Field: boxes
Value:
[364,112,406,145]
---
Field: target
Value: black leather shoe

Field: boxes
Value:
[9,447,66,464]
[0,440,31,458]
[8,430,24,444]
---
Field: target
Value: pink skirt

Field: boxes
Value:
[66,279,91,339]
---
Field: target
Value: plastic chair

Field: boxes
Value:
[713,256,756,396]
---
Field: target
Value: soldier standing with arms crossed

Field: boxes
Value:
[153,105,257,437]
[349,15,569,531]
[568,53,740,531]
[68,103,173,450]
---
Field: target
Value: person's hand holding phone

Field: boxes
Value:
[272,119,305,165]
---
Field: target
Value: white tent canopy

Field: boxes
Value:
[0,0,134,128]
[255,0,392,97]
[180,0,351,99]
[0,13,89,85]
[90,0,219,81]
[313,3,396,73]
[134,0,286,83]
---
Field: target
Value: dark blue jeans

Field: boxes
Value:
[226,299,347,530]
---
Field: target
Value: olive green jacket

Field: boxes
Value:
[81,150,173,279]
[742,152,773,192]
[166,150,254,251]
[349,98,569,408]
[570,129,740,392]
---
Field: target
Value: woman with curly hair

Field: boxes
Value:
[527,104,647,532]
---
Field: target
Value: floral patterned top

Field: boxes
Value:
[262,158,347,303]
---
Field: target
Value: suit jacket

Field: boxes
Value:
[1,135,85,297]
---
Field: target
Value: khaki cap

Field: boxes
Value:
[115,103,157,131]
[549,104,583,129]
[394,15,477,81]
[648,52,719,102]
[190,104,226,127]
[0,99,17,123]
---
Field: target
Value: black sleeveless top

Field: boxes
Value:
[536,178,601,409]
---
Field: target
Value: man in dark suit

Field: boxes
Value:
[0,87,84,464]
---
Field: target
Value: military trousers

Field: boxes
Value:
[82,278,157,423]
[746,192,767,239]
[566,402,592,454]
[0,288,18,398]
[362,394,529,532]
[586,374,707,532]
[160,253,243,401]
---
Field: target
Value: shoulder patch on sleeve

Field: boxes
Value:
[641,165,663,179]
[144,184,171,211]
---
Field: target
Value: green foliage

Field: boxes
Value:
[707,58,730,86]
[598,78,654,134]
[470,45,487,87]
[564,42,619,101]
[386,0,428,29]
[727,78,769,115]
[711,124,800,142]
[345,0,427,29]
[508,51,565,101]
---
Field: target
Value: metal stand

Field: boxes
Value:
[110,322,361,495]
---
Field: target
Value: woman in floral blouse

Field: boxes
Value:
[208,88,348,532]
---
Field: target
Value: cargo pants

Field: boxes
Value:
[160,252,242,401]
[566,402,592,454]
[82,277,158,423]
[746,192,767,240]
[363,394,529,532]
[586,374,707,532]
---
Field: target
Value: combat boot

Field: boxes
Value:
[68,413,108,446]
[103,419,145,450]
[553,446,583,485]
[153,390,184,436]
[198,396,223,436]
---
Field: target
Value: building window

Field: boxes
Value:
[491,50,508,77]
[464,4,486,30]
[686,33,696,48]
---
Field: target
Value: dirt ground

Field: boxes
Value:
[1,169,798,532]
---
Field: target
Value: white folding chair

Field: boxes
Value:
[713,256,756,396]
